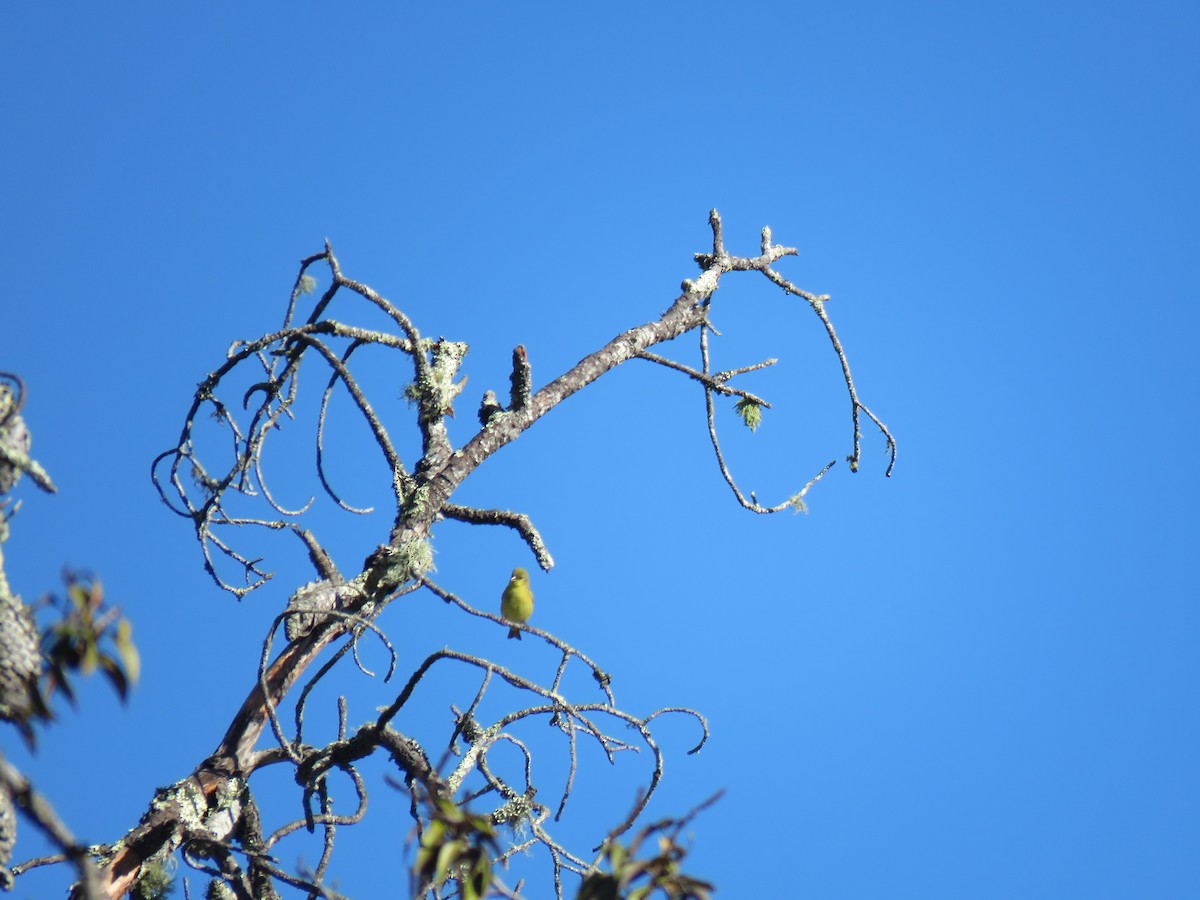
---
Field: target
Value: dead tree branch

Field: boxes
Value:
[51,211,891,899]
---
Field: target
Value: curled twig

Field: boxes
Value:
[761,265,897,476]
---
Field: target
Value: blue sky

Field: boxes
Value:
[3,2,1198,897]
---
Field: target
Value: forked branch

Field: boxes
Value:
[69,211,890,899]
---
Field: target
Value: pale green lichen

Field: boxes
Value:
[295,274,317,297]
[215,776,245,809]
[403,482,432,519]
[492,792,536,830]
[404,339,470,422]
[170,779,208,832]
[394,538,435,580]
[365,539,434,597]
[735,397,763,432]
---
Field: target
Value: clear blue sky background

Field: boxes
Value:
[3,3,1198,898]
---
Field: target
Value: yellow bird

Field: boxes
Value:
[500,567,534,640]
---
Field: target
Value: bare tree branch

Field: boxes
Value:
[760,256,898,476]
[36,211,893,899]
[1,752,103,899]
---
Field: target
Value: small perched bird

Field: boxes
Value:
[500,567,534,640]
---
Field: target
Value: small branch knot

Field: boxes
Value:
[477,390,503,427]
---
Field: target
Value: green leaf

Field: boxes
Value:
[466,853,490,900]
[99,655,130,702]
[434,838,461,884]
[68,580,90,612]
[114,619,140,685]
[81,640,100,675]
[606,841,626,870]
[416,820,445,877]
[578,874,619,900]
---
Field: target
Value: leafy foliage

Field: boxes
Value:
[412,794,500,900]
[40,571,139,707]
[578,801,717,900]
